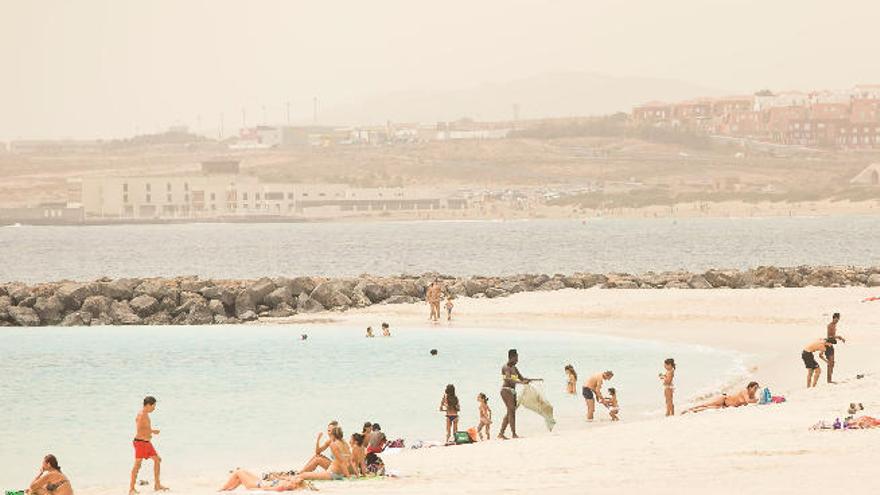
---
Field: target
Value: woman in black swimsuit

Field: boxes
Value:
[498,348,539,439]
[27,455,72,495]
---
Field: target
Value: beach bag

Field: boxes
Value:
[516,383,557,431]
[466,427,479,442]
[759,387,772,405]
[454,430,473,444]
[386,438,405,449]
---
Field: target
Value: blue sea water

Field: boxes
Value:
[0,324,745,490]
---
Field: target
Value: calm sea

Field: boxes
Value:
[1,216,880,283]
[0,324,745,492]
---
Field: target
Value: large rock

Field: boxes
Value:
[98,278,139,300]
[129,295,160,317]
[463,278,490,296]
[297,296,325,313]
[868,274,880,287]
[580,273,607,288]
[687,274,712,289]
[234,291,257,318]
[186,301,214,325]
[60,311,90,327]
[7,283,33,305]
[751,266,786,288]
[180,278,210,293]
[174,292,207,316]
[703,269,743,289]
[264,287,294,308]
[385,295,418,305]
[266,303,296,318]
[8,305,40,326]
[287,277,318,297]
[238,310,259,321]
[143,311,171,325]
[134,280,177,301]
[81,295,114,319]
[385,280,421,298]
[33,295,65,325]
[208,299,226,316]
[245,278,277,305]
[0,295,12,322]
[362,283,389,303]
[110,301,142,325]
[485,287,508,298]
[446,282,468,297]
[537,279,566,291]
[310,281,355,308]
[55,283,94,310]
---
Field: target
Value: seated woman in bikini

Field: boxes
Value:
[220,427,351,491]
[682,382,760,414]
[27,455,73,495]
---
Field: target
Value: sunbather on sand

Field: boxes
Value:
[300,420,338,473]
[290,426,351,483]
[219,469,307,491]
[682,382,760,414]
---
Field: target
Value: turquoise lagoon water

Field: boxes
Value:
[0,324,746,490]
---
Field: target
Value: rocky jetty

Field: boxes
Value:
[1,266,879,327]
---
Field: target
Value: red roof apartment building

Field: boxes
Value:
[633,88,880,149]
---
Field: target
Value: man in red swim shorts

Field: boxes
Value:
[129,396,169,495]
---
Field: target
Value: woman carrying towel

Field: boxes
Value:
[498,348,540,439]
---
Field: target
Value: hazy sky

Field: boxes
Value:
[2,0,878,140]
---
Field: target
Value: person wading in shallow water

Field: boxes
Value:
[498,349,541,439]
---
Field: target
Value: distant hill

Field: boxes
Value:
[324,71,725,124]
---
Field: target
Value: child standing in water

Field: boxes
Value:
[476,393,492,440]
[606,388,620,421]
[445,296,454,321]
[439,384,460,444]
[365,326,374,338]
[564,364,578,395]
[660,358,676,416]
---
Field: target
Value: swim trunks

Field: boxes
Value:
[825,345,835,358]
[133,438,158,459]
[446,415,458,422]
[331,473,344,481]
[582,386,595,400]
[802,350,819,369]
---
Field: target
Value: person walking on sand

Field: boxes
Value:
[660,358,676,416]
[498,349,541,439]
[129,396,168,495]
[445,296,454,321]
[583,371,613,421]
[426,281,442,322]
[476,393,492,440]
[803,338,834,388]
[826,313,846,384]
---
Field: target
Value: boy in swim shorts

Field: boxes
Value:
[130,396,168,495]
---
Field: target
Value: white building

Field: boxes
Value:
[76,160,467,219]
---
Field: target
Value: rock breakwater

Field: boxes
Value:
[2,266,879,327]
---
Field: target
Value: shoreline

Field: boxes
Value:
[9,287,880,495]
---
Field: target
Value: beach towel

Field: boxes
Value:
[453,431,473,444]
[516,383,556,431]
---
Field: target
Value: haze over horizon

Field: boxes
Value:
[2,0,879,140]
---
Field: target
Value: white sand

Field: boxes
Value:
[291,287,880,494]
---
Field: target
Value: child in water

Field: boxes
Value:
[477,393,492,440]
[660,358,675,416]
[606,388,620,421]
[445,296,454,321]
[381,322,391,337]
[439,384,460,444]
[564,364,578,395]
[366,326,374,338]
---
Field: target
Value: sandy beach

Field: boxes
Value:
[269,287,880,495]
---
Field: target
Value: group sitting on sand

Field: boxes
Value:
[219,420,390,492]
